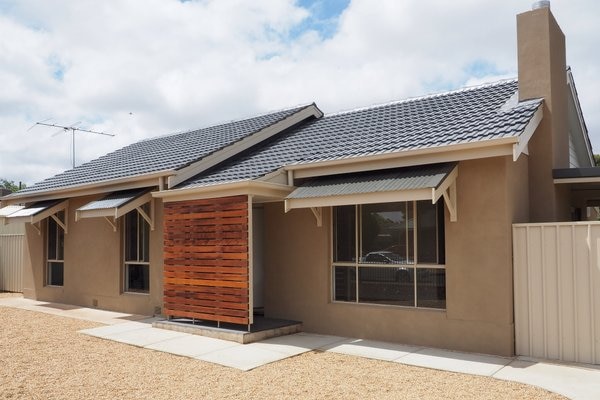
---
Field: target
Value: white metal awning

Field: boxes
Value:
[284,163,458,223]
[75,189,154,231]
[2,199,68,234]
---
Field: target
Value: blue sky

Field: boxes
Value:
[0,0,599,186]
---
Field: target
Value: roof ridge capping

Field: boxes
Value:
[326,78,519,117]
[140,102,317,142]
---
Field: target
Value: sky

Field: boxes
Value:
[1,0,599,187]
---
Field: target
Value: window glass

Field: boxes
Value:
[334,205,356,262]
[417,201,438,264]
[48,262,64,286]
[126,264,149,293]
[358,266,414,306]
[332,200,445,309]
[47,217,57,260]
[124,207,150,293]
[333,266,356,301]
[124,211,138,262]
[361,203,412,265]
[416,268,446,309]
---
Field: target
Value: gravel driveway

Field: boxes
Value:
[0,300,565,399]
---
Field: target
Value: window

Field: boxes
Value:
[332,201,446,309]
[46,211,65,286]
[123,205,150,293]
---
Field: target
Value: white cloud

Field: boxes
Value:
[0,0,599,186]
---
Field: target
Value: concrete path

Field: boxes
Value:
[2,296,599,399]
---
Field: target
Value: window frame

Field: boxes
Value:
[331,201,446,310]
[122,205,150,294]
[45,211,65,287]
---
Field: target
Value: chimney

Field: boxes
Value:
[517,1,570,221]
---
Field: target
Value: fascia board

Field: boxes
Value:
[554,177,600,184]
[513,105,544,161]
[284,188,432,212]
[288,140,515,179]
[168,105,323,189]
[567,70,594,165]
[2,171,173,205]
[154,181,294,203]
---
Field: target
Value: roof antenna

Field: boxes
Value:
[28,120,115,168]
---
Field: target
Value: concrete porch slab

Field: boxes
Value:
[323,338,423,362]
[397,348,513,376]
[153,316,302,344]
[145,334,240,357]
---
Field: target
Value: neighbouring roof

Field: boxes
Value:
[11,104,314,196]
[287,163,457,200]
[179,79,542,189]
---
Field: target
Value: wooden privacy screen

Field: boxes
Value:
[163,195,250,325]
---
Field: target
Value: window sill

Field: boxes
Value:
[122,291,150,296]
[330,300,446,313]
[45,284,64,288]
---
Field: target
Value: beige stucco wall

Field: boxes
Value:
[263,156,528,356]
[22,195,164,316]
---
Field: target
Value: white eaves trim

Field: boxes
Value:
[512,105,543,161]
[168,104,323,189]
[154,180,295,203]
[567,69,594,166]
[2,170,174,205]
[284,137,518,180]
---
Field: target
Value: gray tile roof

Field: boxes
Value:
[13,104,313,196]
[180,79,542,189]
[77,188,150,211]
[287,163,457,199]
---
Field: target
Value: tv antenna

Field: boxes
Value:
[28,119,115,168]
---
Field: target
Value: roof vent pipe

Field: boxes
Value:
[532,1,550,10]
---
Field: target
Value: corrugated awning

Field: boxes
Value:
[284,163,458,221]
[75,188,154,231]
[3,199,68,226]
[0,204,25,218]
[76,189,152,220]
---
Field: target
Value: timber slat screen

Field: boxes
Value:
[163,195,250,325]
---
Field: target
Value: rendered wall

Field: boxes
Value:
[264,156,527,356]
[22,195,164,316]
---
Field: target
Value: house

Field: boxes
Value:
[1,3,597,359]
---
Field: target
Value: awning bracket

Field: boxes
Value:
[442,180,457,222]
[50,212,68,234]
[136,199,155,231]
[310,207,323,227]
[32,221,41,235]
[104,217,117,232]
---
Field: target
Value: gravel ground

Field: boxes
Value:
[0,300,566,400]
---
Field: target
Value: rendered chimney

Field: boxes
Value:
[517,2,570,221]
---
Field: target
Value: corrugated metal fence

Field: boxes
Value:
[513,222,600,364]
[0,223,24,292]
